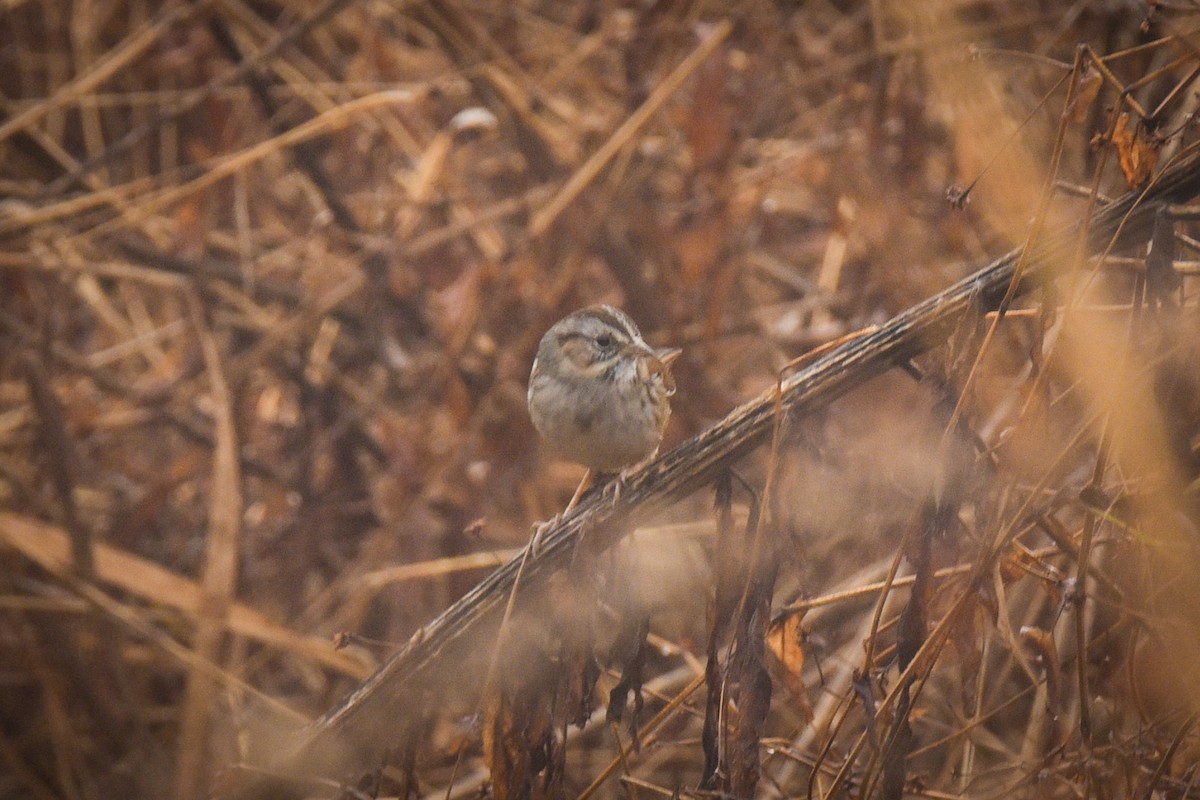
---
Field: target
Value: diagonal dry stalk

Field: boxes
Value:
[220,146,1200,799]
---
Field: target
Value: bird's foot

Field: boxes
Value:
[529,512,563,557]
[604,445,661,505]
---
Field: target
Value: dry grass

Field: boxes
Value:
[2,2,1200,799]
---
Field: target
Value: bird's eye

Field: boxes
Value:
[595,333,613,349]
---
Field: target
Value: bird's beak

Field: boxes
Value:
[650,347,682,394]
[656,347,682,368]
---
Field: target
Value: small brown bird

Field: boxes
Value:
[528,304,681,514]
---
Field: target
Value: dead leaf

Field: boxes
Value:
[1111,111,1158,188]
[766,612,812,718]
[484,684,554,800]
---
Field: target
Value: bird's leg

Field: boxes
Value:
[563,468,595,516]
[531,468,595,555]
